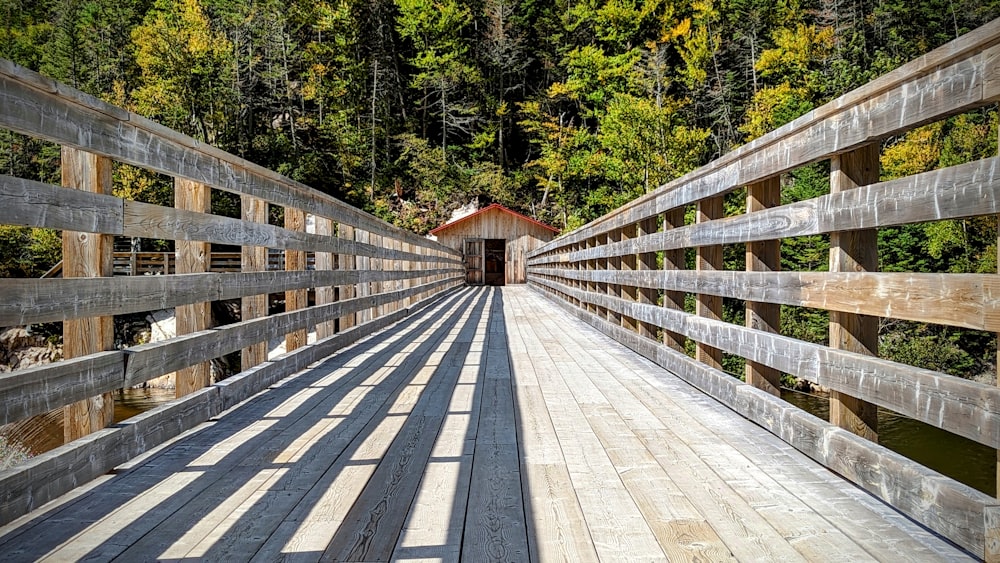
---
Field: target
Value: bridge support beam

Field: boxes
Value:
[696,196,724,369]
[829,144,879,442]
[241,195,268,370]
[175,178,212,397]
[746,177,782,396]
[62,147,115,441]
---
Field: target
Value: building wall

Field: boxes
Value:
[434,208,556,284]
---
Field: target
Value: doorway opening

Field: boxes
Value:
[484,239,506,286]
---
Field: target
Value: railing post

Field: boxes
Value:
[62,147,115,441]
[637,217,658,340]
[315,215,336,339]
[621,223,638,332]
[607,229,622,324]
[586,237,597,315]
[746,177,782,395]
[696,197,724,368]
[175,177,212,397]
[663,209,686,352]
[356,229,372,323]
[285,207,307,352]
[829,144,879,441]
[339,224,357,331]
[241,195,268,370]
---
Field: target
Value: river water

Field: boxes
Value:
[781,389,995,496]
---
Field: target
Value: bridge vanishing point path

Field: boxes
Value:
[0,287,973,561]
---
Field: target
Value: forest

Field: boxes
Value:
[2,0,1000,382]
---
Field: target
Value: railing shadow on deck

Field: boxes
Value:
[0,288,500,561]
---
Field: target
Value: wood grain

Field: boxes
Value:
[61,147,115,443]
[828,145,879,442]
[529,275,1000,450]
[240,195,268,370]
[530,283,995,558]
[175,178,213,398]
[696,196,723,369]
[745,178,781,395]
[528,267,1000,332]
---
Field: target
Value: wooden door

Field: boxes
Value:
[464,239,483,285]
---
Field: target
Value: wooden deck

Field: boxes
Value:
[0,287,974,562]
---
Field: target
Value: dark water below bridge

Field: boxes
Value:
[782,389,995,496]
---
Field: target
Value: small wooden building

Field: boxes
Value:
[430,204,559,285]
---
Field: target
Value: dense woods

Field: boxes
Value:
[2,0,1000,382]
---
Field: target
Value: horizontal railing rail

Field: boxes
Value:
[0,61,463,525]
[527,18,1000,560]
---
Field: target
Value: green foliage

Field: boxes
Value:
[0,226,62,278]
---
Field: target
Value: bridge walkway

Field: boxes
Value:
[0,287,971,561]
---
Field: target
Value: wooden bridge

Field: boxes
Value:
[1,18,1000,563]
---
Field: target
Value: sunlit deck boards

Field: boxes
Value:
[0,286,974,562]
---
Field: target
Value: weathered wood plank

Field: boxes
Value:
[175,178,213,398]
[745,177,781,395]
[122,200,461,265]
[61,147,115,443]
[241,195,268,371]
[530,283,996,558]
[124,276,463,386]
[0,174,123,234]
[828,145,880,441]
[529,267,1000,332]
[284,207,308,352]
[0,268,460,327]
[0,352,124,426]
[531,156,1000,267]
[314,215,336,339]
[0,286,465,530]
[696,196,723,369]
[529,275,1000,450]
[0,386,222,527]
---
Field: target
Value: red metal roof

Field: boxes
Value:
[429,203,560,235]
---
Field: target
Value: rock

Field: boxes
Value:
[0,327,61,372]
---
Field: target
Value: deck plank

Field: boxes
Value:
[0,286,978,563]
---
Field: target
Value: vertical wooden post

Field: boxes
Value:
[241,196,268,370]
[373,232,384,319]
[175,178,212,398]
[829,144,879,442]
[637,217,658,340]
[621,223,638,332]
[607,230,621,323]
[62,147,115,441]
[356,229,372,323]
[402,242,412,308]
[285,207,307,352]
[316,216,336,339]
[746,178,782,396]
[696,196,723,369]
[587,237,597,314]
[663,208,686,352]
[339,224,357,331]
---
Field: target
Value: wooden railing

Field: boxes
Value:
[42,249,317,277]
[0,60,464,525]
[527,19,1000,559]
